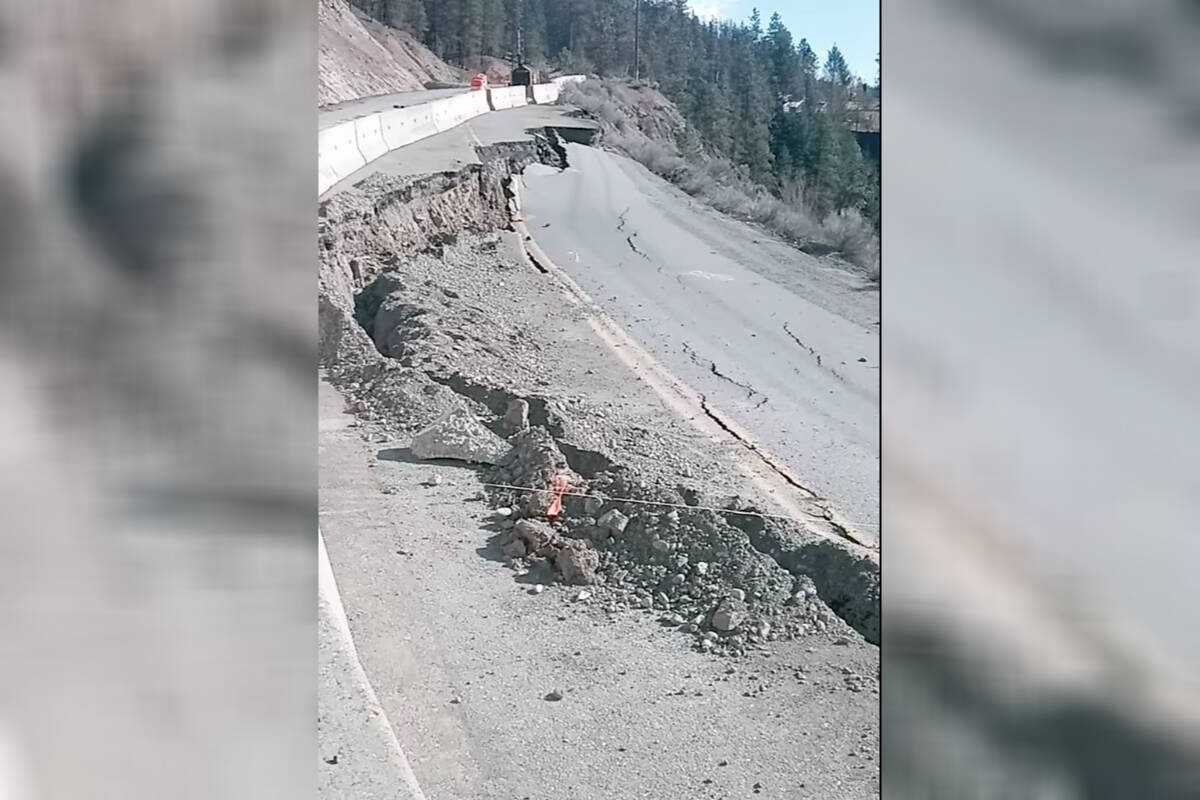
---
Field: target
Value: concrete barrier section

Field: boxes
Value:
[465,90,490,117]
[379,104,436,150]
[487,86,513,111]
[428,97,453,132]
[489,86,527,110]
[429,93,489,133]
[531,82,560,105]
[354,114,388,163]
[318,120,366,195]
[430,96,462,133]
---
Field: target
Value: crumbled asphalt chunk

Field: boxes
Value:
[409,406,510,464]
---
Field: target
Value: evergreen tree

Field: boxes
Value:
[764,12,798,98]
[731,29,772,180]
[522,0,548,63]
[407,0,428,37]
[796,37,818,106]
[823,44,852,109]
[478,0,504,59]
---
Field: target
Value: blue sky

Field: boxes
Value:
[689,0,879,82]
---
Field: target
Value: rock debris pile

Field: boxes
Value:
[482,429,864,656]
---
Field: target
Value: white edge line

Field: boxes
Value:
[319,528,428,800]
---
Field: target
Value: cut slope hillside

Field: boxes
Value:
[319,0,466,106]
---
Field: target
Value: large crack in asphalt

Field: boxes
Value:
[681,342,767,406]
[625,233,650,260]
[782,321,818,359]
[695,393,866,547]
[782,322,860,388]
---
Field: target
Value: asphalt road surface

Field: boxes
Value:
[520,144,880,535]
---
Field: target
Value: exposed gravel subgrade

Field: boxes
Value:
[318,151,879,654]
[428,371,569,440]
[722,507,880,644]
[486,437,874,650]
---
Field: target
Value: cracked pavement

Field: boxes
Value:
[520,143,880,534]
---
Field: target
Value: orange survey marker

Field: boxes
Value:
[545,474,571,522]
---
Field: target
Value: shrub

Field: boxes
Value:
[822,210,879,280]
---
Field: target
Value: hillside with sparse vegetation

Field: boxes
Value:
[319,0,467,106]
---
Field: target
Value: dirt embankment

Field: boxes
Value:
[318,144,880,653]
[319,0,466,106]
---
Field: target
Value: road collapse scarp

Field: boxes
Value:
[318,139,879,656]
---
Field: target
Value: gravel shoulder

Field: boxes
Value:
[320,377,879,800]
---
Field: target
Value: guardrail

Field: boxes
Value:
[318,76,585,196]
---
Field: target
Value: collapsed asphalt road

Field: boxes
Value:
[520,143,880,536]
[317,95,881,798]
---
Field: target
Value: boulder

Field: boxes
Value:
[711,599,745,632]
[597,508,629,536]
[512,518,557,554]
[554,540,599,585]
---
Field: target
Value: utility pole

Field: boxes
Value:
[633,0,641,81]
[515,0,523,66]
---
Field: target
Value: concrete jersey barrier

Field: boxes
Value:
[506,85,530,107]
[487,85,528,111]
[429,92,488,133]
[379,104,438,150]
[487,86,513,111]
[318,120,366,195]
[465,90,490,116]
[354,114,388,163]
[319,81,574,196]
[531,83,560,105]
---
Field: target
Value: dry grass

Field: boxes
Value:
[823,210,880,282]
